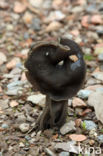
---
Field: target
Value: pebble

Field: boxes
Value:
[89,129,97,138]
[27,94,46,107]
[0,152,2,156]
[92,71,103,81]
[77,89,92,99]
[23,11,33,24]
[31,18,41,31]
[46,10,65,22]
[6,57,21,70]
[72,97,86,107]
[19,123,30,133]
[24,32,30,39]
[1,123,9,129]
[60,121,76,135]
[59,152,70,156]
[25,135,31,141]
[98,53,103,61]
[83,120,97,130]
[21,48,29,55]
[88,91,103,124]
[44,148,55,156]
[86,4,96,13]
[45,21,62,32]
[6,24,13,31]
[29,0,43,8]
[0,99,9,110]
[19,142,25,147]
[0,52,7,65]
[97,135,103,143]
[94,47,103,55]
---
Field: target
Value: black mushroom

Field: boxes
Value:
[25,38,86,130]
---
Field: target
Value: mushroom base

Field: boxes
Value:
[36,96,68,130]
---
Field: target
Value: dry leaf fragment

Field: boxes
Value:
[69,134,87,142]
[69,55,78,62]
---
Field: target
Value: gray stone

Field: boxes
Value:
[97,135,103,143]
[1,123,9,129]
[77,89,92,99]
[92,71,103,81]
[0,99,9,109]
[25,135,31,141]
[59,152,70,156]
[31,18,41,31]
[60,121,76,135]
[86,4,96,13]
[88,91,103,124]
[98,53,103,61]
[83,120,97,130]
[44,148,55,156]
[19,123,30,133]
[0,52,7,65]
[27,94,46,107]
[55,141,78,154]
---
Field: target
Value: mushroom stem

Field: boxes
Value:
[37,95,68,130]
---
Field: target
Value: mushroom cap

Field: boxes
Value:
[25,38,86,101]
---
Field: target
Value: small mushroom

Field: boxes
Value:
[25,38,86,130]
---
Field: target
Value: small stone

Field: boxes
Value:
[19,142,25,147]
[45,21,62,32]
[94,47,103,55]
[89,140,95,145]
[86,4,96,13]
[75,119,82,127]
[0,99,9,110]
[6,57,21,70]
[55,141,78,154]
[72,97,86,107]
[97,28,103,36]
[59,152,70,156]
[14,1,26,13]
[25,135,31,141]
[19,123,30,133]
[89,129,97,138]
[29,0,43,8]
[31,18,41,31]
[0,52,7,65]
[69,134,87,142]
[60,121,76,135]
[23,11,33,24]
[98,53,103,61]
[77,89,92,99]
[24,32,30,39]
[44,148,55,156]
[91,14,102,24]
[92,71,103,81]
[0,1,9,9]
[27,94,46,107]
[1,123,9,129]
[46,10,65,22]
[88,91,103,124]
[97,135,103,143]
[6,24,13,31]
[83,120,97,130]
[10,100,18,107]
